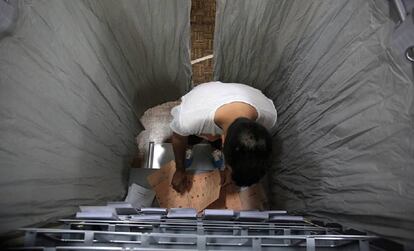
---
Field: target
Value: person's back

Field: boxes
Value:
[169,81,277,193]
[170,81,277,136]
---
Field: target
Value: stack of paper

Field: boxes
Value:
[269,215,304,222]
[76,206,117,219]
[203,209,234,220]
[124,183,155,208]
[104,202,138,215]
[76,212,117,219]
[140,208,167,215]
[264,210,287,215]
[128,207,167,221]
[79,206,116,214]
[238,211,269,221]
[167,208,197,218]
[130,214,163,221]
[115,208,139,215]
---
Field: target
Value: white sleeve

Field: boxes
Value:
[170,106,191,136]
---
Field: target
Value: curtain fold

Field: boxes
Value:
[214,0,414,246]
[0,0,191,234]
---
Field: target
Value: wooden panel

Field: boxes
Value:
[148,161,220,212]
[147,161,267,211]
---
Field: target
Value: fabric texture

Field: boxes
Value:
[0,0,190,235]
[0,0,18,39]
[214,0,414,246]
[1,0,414,247]
[170,81,277,136]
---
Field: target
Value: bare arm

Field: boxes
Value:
[171,132,190,193]
[171,132,188,171]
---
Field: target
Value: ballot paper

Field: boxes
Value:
[104,202,138,215]
[203,209,234,220]
[76,212,117,219]
[77,206,118,219]
[115,208,139,215]
[238,211,269,221]
[125,183,155,208]
[140,207,168,215]
[264,210,288,216]
[167,208,197,218]
[130,214,163,221]
[269,215,304,222]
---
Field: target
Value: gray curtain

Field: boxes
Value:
[214,0,414,246]
[0,0,191,234]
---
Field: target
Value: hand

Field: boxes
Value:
[172,169,191,194]
[220,166,232,186]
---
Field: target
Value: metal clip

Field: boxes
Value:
[392,0,407,24]
[406,46,414,63]
[147,141,155,168]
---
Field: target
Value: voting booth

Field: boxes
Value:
[0,0,413,249]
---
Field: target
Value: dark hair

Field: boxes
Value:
[223,118,272,187]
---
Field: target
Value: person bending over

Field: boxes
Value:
[170,81,277,193]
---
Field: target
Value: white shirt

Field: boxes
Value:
[170,81,277,136]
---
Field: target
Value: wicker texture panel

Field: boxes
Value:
[191,0,215,85]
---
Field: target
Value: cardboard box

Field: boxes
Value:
[147,161,267,212]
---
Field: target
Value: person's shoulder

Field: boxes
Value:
[258,109,277,131]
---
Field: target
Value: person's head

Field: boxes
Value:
[223,118,272,187]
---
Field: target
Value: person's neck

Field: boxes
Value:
[217,113,255,134]
[214,102,258,135]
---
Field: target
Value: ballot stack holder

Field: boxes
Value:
[13,208,379,251]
